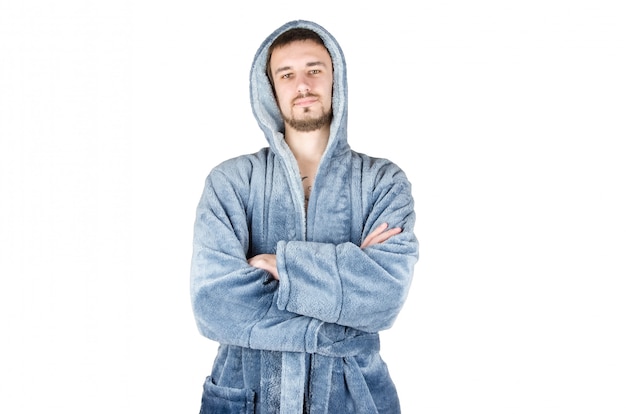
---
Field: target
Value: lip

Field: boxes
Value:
[293,97,318,107]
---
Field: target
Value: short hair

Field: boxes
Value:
[265,28,328,87]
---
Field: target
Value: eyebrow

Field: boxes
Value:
[274,61,328,77]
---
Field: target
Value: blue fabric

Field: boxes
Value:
[191,19,419,413]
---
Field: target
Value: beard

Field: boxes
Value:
[282,95,333,132]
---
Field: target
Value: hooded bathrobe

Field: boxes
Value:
[191,20,419,414]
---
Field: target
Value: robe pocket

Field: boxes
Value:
[200,376,256,414]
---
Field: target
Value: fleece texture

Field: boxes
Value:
[191,19,419,414]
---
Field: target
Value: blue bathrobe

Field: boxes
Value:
[191,20,419,414]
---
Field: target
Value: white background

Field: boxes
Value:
[1,1,625,413]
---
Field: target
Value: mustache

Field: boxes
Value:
[293,92,319,102]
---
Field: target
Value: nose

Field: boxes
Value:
[296,75,310,94]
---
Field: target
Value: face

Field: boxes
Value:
[269,40,333,132]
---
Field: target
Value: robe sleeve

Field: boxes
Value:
[190,167,322,353]
[275,162,419,333]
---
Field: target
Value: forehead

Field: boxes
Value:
[269,39,332,69]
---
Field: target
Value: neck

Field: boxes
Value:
[284,124,330,163]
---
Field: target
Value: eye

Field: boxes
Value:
[310,69,321,75]
[280,72,293,79]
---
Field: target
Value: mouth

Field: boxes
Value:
[293,94,319,107]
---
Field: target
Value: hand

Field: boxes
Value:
[248,254,279,280]
[360,222,402,249]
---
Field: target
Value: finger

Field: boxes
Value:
[361,223,388,248]
[369,227,402,245]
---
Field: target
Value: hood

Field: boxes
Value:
[249,20,350,164]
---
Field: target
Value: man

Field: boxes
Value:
[191,20,419,413]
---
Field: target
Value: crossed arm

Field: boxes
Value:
[247,222,402,280]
